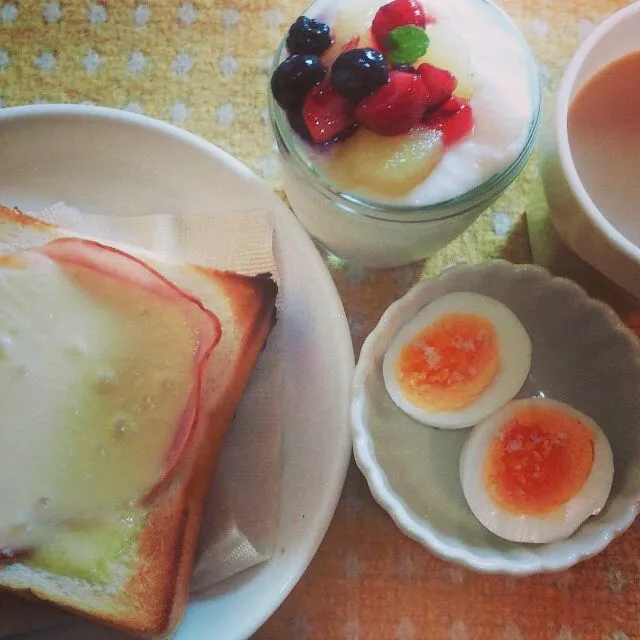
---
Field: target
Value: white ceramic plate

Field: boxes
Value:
[0,105,354,639]
[352,261,640,574]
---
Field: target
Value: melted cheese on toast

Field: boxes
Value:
[0,241,220,550]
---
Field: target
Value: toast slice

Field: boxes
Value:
[0,205,278,638]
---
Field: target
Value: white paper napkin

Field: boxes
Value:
[0,202,283,637]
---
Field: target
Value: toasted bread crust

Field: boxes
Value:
[0,206,278,637]
[122,268,278,637]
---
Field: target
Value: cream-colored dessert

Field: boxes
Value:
[310,0,535,205]
[270,0,540,265]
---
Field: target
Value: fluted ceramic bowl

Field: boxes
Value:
[351,261,640,574]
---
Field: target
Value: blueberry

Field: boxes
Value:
[271,54,326,111]
[330,48,389,102]
[286,16,332,56]
[392,63,419,75]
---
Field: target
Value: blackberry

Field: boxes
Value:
[286,16,332,56]
[271,54,326,111]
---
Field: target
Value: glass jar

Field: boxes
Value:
[269,0,542,268]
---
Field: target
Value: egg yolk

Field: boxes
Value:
[395,313,499,412]
[484,405,595,515]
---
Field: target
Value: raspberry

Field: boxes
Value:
[418,62,457,110]
[438,95,465,115]
[423,98,475,145]
[441,104,474,144]
[302,79,357,143]
[372,0,429,44]
[355,70,428,136]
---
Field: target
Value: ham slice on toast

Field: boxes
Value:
[0,205,278,638]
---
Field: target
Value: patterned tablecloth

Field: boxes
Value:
[1,1,639,639]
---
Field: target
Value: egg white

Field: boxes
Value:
[460,397,614,544]
[382,292,532,429]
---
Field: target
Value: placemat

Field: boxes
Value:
[1,1,638,638]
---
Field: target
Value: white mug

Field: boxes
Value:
[540,1,640,300]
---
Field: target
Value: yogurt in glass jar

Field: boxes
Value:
[269,0,541,267]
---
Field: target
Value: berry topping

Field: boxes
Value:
[325,122,361,145]
[303,79,357,143]
[372,0,430,44]
[423,98,475,145]
[418,62,457,109]
[328,126,444,197]
[271,54,327,111]
[286,16,333,56]
[286,110,312,143]
[392,63,420,75]
[331,48,389,102]
[415,24,475,100]
[441,103,474,145]
[355,70,428,136]
[438,95,466,115]
[384,25,429,65]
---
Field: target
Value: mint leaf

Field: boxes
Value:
[385,25,429,65]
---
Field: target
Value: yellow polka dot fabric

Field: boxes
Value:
[1,1,639,639]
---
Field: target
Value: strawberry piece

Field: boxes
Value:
[438,95,465,115]
[303,79,356,143]
[415,23,475,100]
[372,0,432,44]
[355,70,428,136]
[423,98,475,146]
[418,62,457,110]
[441,103,475,145]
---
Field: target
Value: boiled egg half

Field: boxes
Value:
[382,292,532,429]
[460,398,614,543]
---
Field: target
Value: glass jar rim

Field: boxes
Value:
[269,0,542,224]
